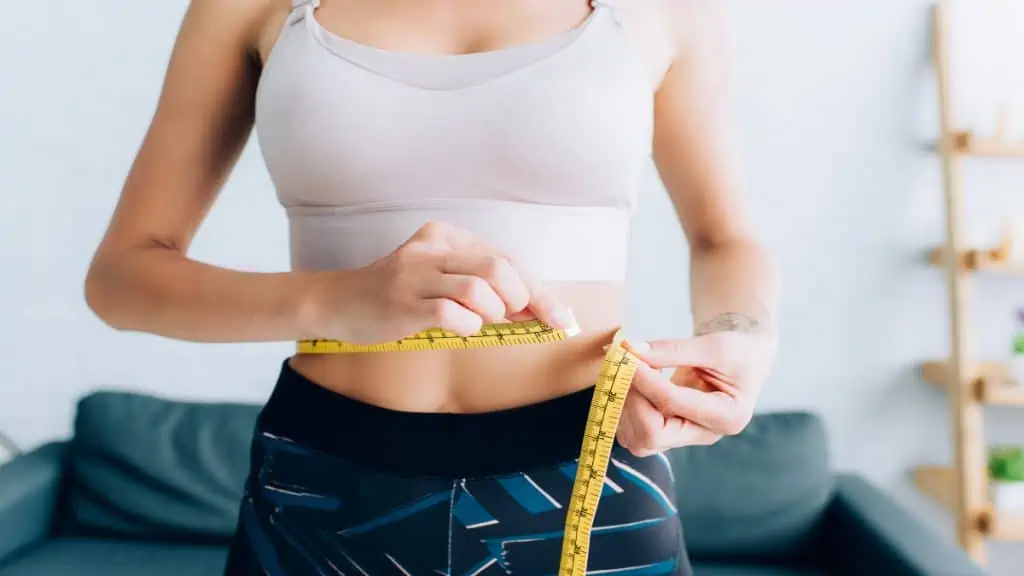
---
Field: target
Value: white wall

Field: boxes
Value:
[2,0,1023,572]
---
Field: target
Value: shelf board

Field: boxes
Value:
[990,513,1024,540]
[928,247,1024,273]
[951,131,1024,158]
[914,465,957,510]
[920,361,1024,406]
[912,466,1024,540]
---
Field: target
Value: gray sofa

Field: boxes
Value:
[0,391,988,575]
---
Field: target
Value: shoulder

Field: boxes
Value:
[180,0,286,58]
[181,0,279,24]
[614,0,729,90]
[610,0,675,88]
[662,0,730,59]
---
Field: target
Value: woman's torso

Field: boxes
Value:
[250,0,676,413]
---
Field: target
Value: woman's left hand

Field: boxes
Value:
[616,324,776,457]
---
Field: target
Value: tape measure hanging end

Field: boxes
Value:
[557,328,640,575]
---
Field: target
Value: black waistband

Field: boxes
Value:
[257,360,595,478]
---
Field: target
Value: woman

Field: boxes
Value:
[85,0,779,574]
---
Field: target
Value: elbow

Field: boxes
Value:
[685,209,762,254]
[689,231,763,256]
[83,255,132,332]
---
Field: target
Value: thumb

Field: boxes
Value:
[625,336,715,369]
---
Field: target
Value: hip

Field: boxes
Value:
[225,360,690,575]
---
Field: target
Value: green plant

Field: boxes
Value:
[1015,309,1024,354]
[989,446,1024,482]
[1014,334,1024,355]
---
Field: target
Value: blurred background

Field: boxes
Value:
[3,0,1024,574]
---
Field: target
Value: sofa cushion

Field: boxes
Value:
[692,564,828,576]
[0,538,227,576]
[59,391,260,539]
[670,411,833,564]
[0,442,66,564]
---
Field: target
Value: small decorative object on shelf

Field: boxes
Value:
[994,221,1015,263]
[1010,308,1024,387]
[989,447,1024,511]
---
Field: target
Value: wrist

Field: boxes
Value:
[291,270,345,340]
[695,311,777,340]
[694,311,761,334]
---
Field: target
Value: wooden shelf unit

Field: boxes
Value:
[927,247,1024,273]
[912,1,1024,566]
[951,131,1024,158]
[914,467,1024,541]
[920,361,1024,406]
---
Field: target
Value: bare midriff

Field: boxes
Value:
[288,282,624,413]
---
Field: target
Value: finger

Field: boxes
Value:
[673,367,712,391]
[420,298,484,337]
[656,414,687,445]
[617,388,665,458]
[625,336,719,369]
[615,393,643,455]
[693,366,741,396]
[406,221,454,247]
[513,266,577,333]
[668,362,741,398]
[650,420,722,449]
[632,362,747,435]
[621,396,719,452]
[439,252,531,317]
[674,421,723,447]
[423,274,507,324]
[506,309,537,322]
[410,221,575,333]
[695,365,738,387]
[409,221,530,316]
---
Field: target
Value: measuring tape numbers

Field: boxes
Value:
[296,321,640,576]
[296,319,574,354]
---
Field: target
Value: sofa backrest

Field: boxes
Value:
[670,410,834,564]
[58,391,834,563]
[57,391,259,540]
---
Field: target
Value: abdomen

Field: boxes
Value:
[288,281,624,413]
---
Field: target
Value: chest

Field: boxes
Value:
[306,0,595,57]
[254,2,654,210]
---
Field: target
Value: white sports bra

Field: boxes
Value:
[255,0,656,281]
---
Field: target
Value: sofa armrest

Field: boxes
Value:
[826,474,986,576]
[0,442,67,566]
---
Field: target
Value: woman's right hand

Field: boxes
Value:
[303,221,577,343]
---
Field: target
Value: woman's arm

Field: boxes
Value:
[610,1,780,455]
[85,0,330,343]
[84,0,569,344]
[652,0,780,338]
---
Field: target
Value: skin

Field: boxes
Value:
[84,0,779,454]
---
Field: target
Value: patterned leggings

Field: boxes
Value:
[224,361,692,576]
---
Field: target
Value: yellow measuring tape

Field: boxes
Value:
[297,321,639,576]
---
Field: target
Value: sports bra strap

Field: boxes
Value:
[590,0,624,26]
[287,0,319,26]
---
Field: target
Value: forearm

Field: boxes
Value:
[689,237,779,337]
[85,246,327,343]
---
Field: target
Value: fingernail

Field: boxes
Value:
[630,341,651,353]
[622,332,649,353]
[553,308,581,336]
